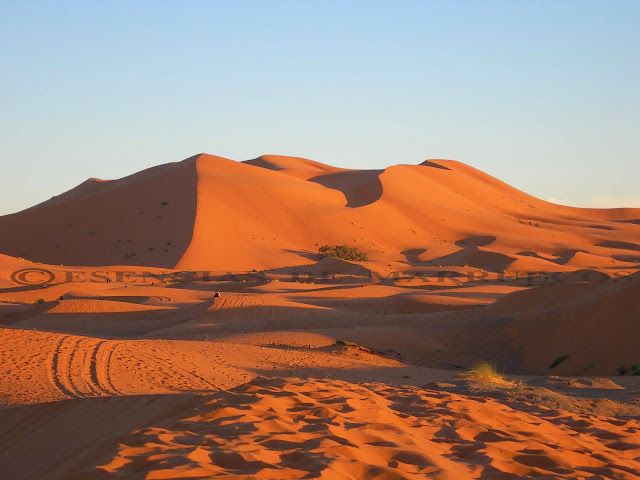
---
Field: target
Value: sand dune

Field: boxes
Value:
[429,246,516,269]
[404,272,640,376]
[1,154,638,272]
[0,157,199,267]
[1,377,639,479]
[494,272,640,375]
[1,154,639,479]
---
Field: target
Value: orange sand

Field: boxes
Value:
[0,154,639,479]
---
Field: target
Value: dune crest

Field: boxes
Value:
[1,154,638,273]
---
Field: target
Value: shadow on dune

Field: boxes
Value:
[0,284,54,294]
[5,375,635,480]
[282,248,322,261]
[420,159,452,170]
[0,156,200,268]
[0,392,204,480]
[10,296,216,337]
[597,240,640,251]
[614,218,640,225]
[243,156,286,171]
[308,170,383,208]
[0,300,59,326]
[401,248,427,265]
[455,235,497,248]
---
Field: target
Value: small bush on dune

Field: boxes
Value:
[468,361,502,379]
[34,299,45,305]
[617,366,629,376]
[319,244,368,262]
[463,361,515,386]
[549,355,569,369]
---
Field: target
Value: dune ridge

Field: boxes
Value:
[0,154,638,272]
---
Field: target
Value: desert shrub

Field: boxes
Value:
[318,244,368,262]
[468,361,501,379]
[617,366,629,376]
[463,361,516,386]
[549,355,569,369]
[34,298,45,305]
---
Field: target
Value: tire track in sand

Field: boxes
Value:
[48,336,83,399]
[83,340,112,396]
[49,336,124,399]
[97,341,124,396]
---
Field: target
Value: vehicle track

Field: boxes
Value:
[48,336,123,399]
[100,341,124,395]
[83,340,111,396]
[47,336,82,399]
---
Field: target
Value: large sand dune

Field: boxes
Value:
[1,154,638,272]
[1,154,639,479]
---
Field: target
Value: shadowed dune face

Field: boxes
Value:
[598,240,640,251]
[0,156,200,268]
[420,159,452,170]
[308,170,384,208]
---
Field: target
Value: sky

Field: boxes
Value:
[1,0,638,215]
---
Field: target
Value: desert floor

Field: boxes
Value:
[1,260,639,480]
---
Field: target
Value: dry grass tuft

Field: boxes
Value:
[462,361,516,386]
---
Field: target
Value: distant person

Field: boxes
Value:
[214,291,220,298]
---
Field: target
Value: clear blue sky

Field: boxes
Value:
[1,1,638,215]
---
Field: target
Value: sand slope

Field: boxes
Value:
[1,154,638,272]
[494,272,640,375]
[1,378,639,480]
[0,157,199,267]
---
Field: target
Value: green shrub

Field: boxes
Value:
[319,244,368,262]
[617,366,629,376]
[34,298,45,305]
[549,355,569,369]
